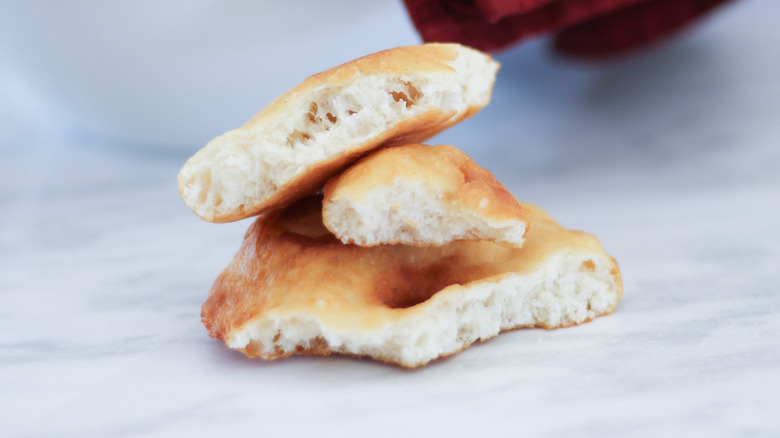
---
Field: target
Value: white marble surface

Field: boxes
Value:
[2,1,780,437]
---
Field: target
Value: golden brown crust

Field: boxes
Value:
[201,196,623,363]
[323,144,527,224]
[179,43,499,223]
[243,45,460,130]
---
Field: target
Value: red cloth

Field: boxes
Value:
[403,0,734,57]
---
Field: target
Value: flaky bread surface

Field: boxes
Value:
[323,144,527,246]
[202,197,623,367]
[178,44,499,223]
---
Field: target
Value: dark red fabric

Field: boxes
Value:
[474,0,557,22]
[554,0,732,56]
[403,0,734,56]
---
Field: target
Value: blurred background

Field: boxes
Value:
[2,0,777,254]
[1,1,779,436]
[0,1,423,147]
[1,1,776,179]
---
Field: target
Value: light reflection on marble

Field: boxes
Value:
[2,2,779,437]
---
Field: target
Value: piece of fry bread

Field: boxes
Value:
[178,44,499,223]
[202,197,623,367]
[323,144,527,247]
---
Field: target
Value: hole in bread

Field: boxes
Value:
[375,261,456,309]
[307,102,320,124]
[300,336,330,353]
[581,260,596,271]
[214,196,223,207]
[244,341,265,357]
[286,129,312,147]
[306,102,340,127]
[347,110,357,116]
[389,81,422,109]
[197,169,212,204]
[390,91,412,108]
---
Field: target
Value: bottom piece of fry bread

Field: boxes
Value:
[202,197,622,367]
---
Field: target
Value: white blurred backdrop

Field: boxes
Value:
[0,1,420,147]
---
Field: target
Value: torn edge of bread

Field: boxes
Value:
[227,250,621,368]
[323,144,527,247]
[178,44,500,223]
[203,200,622,368]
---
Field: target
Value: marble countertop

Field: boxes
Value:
[2,2,779,437]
